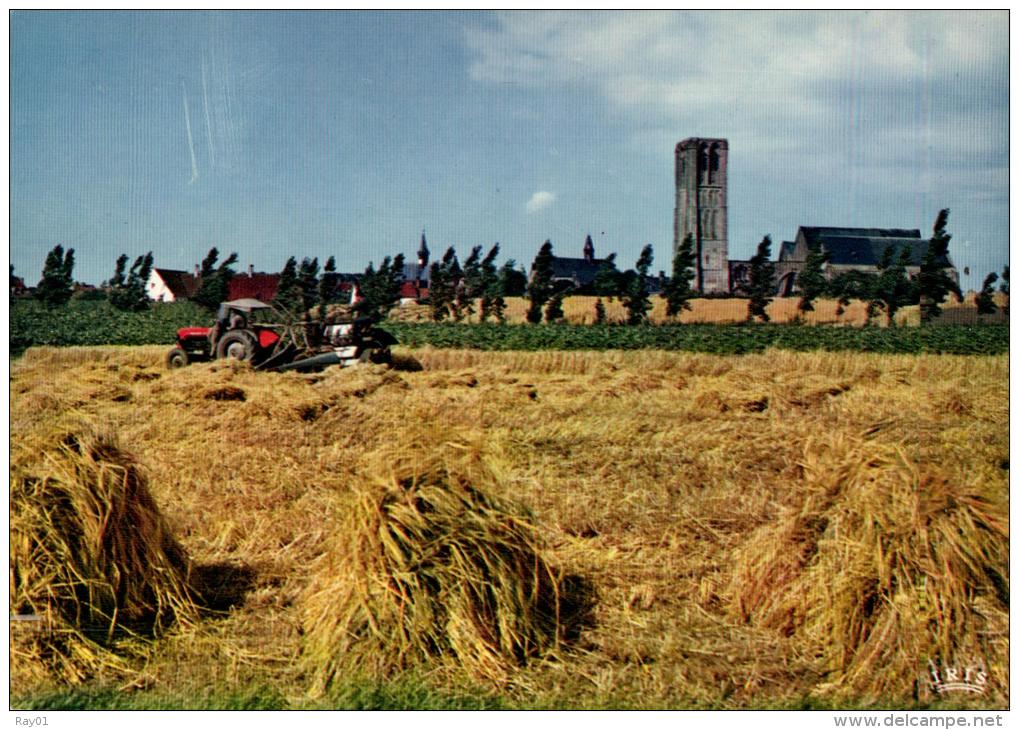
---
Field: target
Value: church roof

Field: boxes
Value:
[821,237,947,268]
[550,257,605,286]
[791,227,952,269]
[778,241,797,260]
[799,227,921,248]
[403,262,430,283]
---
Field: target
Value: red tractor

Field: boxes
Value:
[166,298,396,372]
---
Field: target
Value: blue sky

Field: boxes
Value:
[10,10,1009,291]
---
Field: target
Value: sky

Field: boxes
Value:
[9,10,1009,292]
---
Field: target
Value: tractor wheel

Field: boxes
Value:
[216,331,257,362]
[368,347,392,365]
[166,347,189,369]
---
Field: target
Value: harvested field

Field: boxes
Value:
[390,293,1010,327]
[9,345,1009,709]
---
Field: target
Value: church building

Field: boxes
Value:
[673,137,729,294]
[674,136,958,296]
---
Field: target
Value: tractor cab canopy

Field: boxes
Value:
[216,299,277,329]
[217,299,272,318]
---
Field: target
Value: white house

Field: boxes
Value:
[147,268,199,302]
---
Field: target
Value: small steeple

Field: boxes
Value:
[418,230,430,269]
[583,234,595,263]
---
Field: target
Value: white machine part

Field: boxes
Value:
[333,345,359,361]
[324,323,354,346]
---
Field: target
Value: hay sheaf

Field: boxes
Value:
[10,427,199,683]
[301,441,569,692]
[731,436,1009,702]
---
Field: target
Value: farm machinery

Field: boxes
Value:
[165,298,397,372]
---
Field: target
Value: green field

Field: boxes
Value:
[384,321,1008,355]
[10,300,213,355]
[9,300,1009,356]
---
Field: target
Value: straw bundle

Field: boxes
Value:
[10,426,198,682]
[302,441,566,692]
[732,436,1009,701]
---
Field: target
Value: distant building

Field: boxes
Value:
[147,268,199,302]
[542,236,607,293]
[403,262,430,286]
[674,137,729,294]
[10,275,27,298]
[742,226,961,296]
[672,137,959,297]
[398,280,428,305]
[228,267,281,302]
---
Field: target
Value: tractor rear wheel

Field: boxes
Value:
[166,347,189,369]
[216,331,257,362]
[368,346,392,365]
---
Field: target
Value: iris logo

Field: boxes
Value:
[926,659,989,695]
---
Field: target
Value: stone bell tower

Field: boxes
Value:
[674,138,729,293]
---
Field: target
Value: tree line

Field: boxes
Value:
[15,209,1006,327]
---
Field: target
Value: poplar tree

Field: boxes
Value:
[544,289,567,323]
[36,244,75,306]
[747,236,776,322]
[796,241,829,315]
[193,247,238,310]
[976,272,999,315]
[298,257,320,314]
[460,245,484,320]
[527,240,555,324]
[871,245,912,326]
[919,209,961,324]
[621,244,654,325]
[428,247,459,321]
[477,244,503,323]
[497,260,527,297]
[358,254,405,320]
[318,255,336,318]
[592,253,621,299]
[274,257,302,313]
[109,252,154,311]
[662,234,696,318]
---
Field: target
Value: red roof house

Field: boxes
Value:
[228,272,280,302]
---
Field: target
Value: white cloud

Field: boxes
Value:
[465,10,1007,158]
[526,190,556,213]
[465,11,1007,291]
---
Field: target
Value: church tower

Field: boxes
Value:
[674,138,729,293]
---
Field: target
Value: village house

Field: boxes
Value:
[146,267,200,302]
[227,266,281,302]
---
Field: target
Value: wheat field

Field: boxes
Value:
[391,293,1010,326]
[9,344,1009,708]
